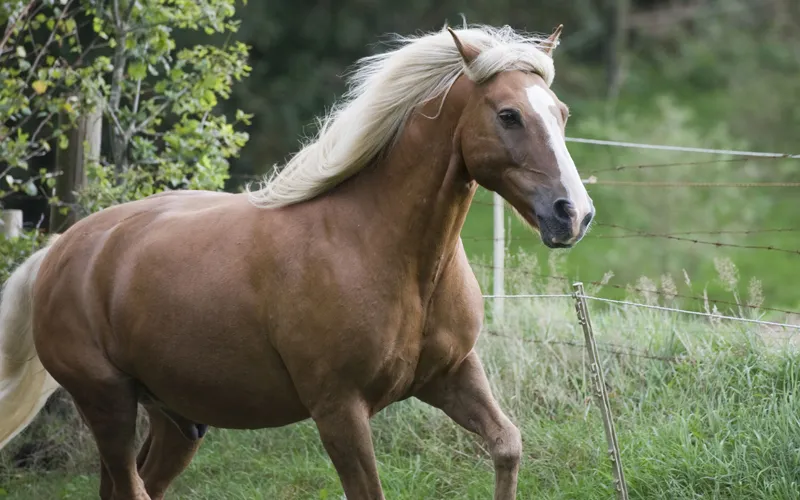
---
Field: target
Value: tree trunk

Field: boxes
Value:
[606,0,631,106]
[50,105,102,233]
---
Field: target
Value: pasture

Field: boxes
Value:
[3,261,799,499]
[1,2,799,498]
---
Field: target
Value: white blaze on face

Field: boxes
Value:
[525,85,593,231]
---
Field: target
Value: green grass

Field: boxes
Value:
[3,262,800,499]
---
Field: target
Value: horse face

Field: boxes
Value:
[459,70,594,249]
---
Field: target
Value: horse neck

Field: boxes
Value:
[336,77,477,292]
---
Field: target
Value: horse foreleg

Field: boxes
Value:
[416,351,521,500]
[314,403,385,500]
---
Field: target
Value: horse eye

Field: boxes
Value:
[497,109,522,129]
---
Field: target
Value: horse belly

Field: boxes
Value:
[133,334,310,430]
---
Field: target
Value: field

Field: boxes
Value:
[3,262,799,499]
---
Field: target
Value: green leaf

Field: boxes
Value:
[16,46,26,58]
[32,80,48,94]
[23,180,37,197]
[128,61,146,80]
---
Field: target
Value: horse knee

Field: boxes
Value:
[491,423,521,471]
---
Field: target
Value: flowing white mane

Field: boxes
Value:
[247,24,557,208]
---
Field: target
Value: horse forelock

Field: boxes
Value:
[246,24,556,209]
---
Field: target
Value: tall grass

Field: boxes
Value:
[2,259,799,499]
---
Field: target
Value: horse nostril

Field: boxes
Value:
[582,210,594,228]
[553,198,574,222]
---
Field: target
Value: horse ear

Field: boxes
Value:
[447,27,479,65]
[542,24,564,57]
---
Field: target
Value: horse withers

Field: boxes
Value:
[0,24,593,500]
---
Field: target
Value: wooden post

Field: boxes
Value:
[2,209,23,239]
[50,105,102,233]
[573,282,629,500]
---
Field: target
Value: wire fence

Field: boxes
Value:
[586,157,756,175]
[484,329,681,363]
[582,295,800,330]
[471,262,800,317]
[461,225,800,250]
[584,180,800,188]
[479,281,800,500]
[471,136,800,498]
[564,137,800,159]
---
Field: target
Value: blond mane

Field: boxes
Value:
[247,24,557,208]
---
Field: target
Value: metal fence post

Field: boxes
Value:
[492,192,505,319]
[573,282,629,500]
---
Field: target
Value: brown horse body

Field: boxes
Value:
[0,26,593,499]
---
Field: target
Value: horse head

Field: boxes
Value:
[450,25,594,248]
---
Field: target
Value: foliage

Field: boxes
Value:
[0,0,251,213]
[0,230,47,283]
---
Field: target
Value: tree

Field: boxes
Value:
[0,0,251,222]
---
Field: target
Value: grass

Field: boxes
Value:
[2,260,800,499]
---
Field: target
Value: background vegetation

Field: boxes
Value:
[1,0,799,498]
[3,0,798,309]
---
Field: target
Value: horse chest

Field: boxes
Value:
[365,302,481,411]
[361,307,476,413]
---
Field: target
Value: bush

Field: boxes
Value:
[0,231,47,283]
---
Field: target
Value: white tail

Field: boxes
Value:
[0,237,61,450]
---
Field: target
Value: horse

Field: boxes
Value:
[0,24,593,499]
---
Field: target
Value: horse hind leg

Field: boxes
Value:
[65,372,149,500]
[137,406,204,500]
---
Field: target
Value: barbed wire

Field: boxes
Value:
[586,157,754,175]
[461,226,800,244]
[565,137,800,159]
[585,180,800,188]
[461,220,800,254]
[596,227,800,238]
[481,293,572,299]
[596,223,800,255]
[581,295,800,330]
[484,330,682,362]
[469,263,800,317]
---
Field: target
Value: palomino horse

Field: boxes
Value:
[0,24,593,499]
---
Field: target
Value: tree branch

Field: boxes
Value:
[132,87,188,133]
[123,0,136,24]
[109,0,130,172]
[0,0,36,55]
[24,0,75,86]
[131,41,148,116]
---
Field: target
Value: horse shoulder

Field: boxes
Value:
[414,240,484,384]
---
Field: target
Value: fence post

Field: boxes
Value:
[50,102,102,233]
[573,282,629,500]
[2,209,23,239]
[492,192,505,319]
